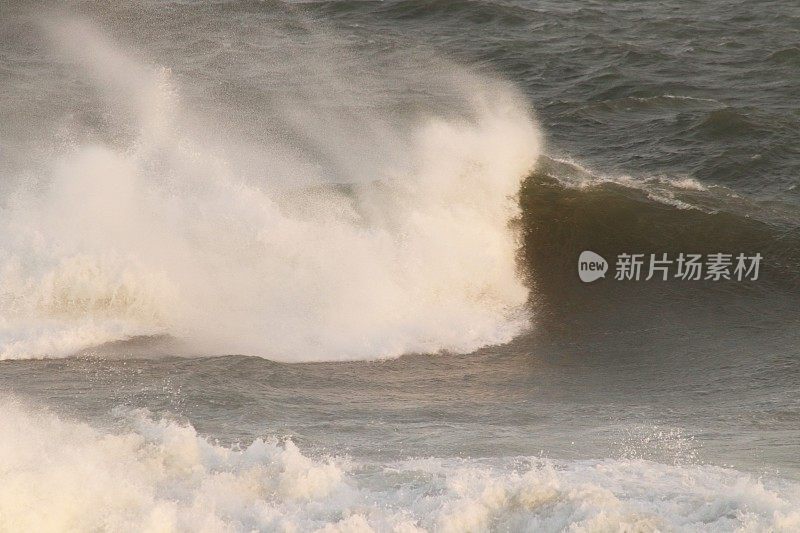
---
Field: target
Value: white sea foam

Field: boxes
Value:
[1,401,798,532]
[0,19,541,361]
[547,156,711,210]
[549,156,707,192]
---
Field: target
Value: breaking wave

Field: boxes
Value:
[2,400,798,532]
[0,19,541,361]
[5,16,796,363]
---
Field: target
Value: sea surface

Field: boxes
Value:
[1,0,799,531]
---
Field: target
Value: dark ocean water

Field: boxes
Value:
[1,1,799,530]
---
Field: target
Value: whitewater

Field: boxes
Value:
[2,399,799,532]
[0,18,540,362]
[2,1,800,531]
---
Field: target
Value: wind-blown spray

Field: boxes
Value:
[0,18,541,361]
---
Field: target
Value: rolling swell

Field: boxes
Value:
[306,0,532,25]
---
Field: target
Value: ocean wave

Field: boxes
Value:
[689,108,759,138]
[539,156,715,211]
[536,155,800,226]
[586,93,724,113]
[766,47,800,66]
[362,0,533,26]
[0,19,540,361]
[1,400,798,532]
[518,157,800,316]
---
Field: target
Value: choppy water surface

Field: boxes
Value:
[1,0,799,530]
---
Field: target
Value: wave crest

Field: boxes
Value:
[0,19,541,361]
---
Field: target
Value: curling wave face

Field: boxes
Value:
[0,20,541,361]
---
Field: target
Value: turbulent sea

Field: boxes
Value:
[1,0,800,531]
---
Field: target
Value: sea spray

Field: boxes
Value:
[0,18,541,361]
[1,399,797,531]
